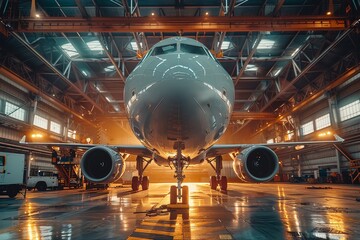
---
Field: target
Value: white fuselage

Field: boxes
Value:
[124,37,234,160]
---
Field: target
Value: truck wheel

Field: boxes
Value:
[7,186,19,198]
[36,182,47,191]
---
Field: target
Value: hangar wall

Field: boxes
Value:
[278,73,360,181]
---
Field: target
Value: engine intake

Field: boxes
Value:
[80,146,125,184]
[233,146,279,182]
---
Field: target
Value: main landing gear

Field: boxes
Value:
[169,142,189,206]
[208,156,227,191]
[131,156,152,191]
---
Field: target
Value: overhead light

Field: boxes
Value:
[327,0,334,16]
[295,145,305,150]
[291,47,301,57]
[61,42,78,58]
[220,41,230,50]
[151,12,155,16]
[274,68,282,76]
[257,39,275,49]
[81,70,88,76]
[31,133,43,138]
[35,13,40,18]
[205,12,209,16]
[318,131,332,137]
[86,40,104,51]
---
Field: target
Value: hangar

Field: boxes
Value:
[0,0,360,239]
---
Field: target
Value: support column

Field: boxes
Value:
[328,92,341,173]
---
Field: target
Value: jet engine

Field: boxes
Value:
[233,146,279,182]
[80,146,125,184]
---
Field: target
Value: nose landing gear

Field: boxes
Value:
[168,142,189,207]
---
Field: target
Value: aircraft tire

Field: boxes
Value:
[210,176,217,190]
[141,176,149,190]
[220,176,227,191]
[170,185,177,204]
[131,176,140,191]
[182,186,189,204]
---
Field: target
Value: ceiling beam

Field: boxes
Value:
[10,16,349,33]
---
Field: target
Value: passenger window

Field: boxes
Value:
[151,44,177,56]
[180,44,206,55]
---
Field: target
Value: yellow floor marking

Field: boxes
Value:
[134,228,175,236]
[141,221,176,228]
[127,237,152,240]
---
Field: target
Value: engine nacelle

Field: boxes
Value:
[233,146,279,182]
[80,146,125,184]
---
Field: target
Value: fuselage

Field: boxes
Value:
[124,37,234,160]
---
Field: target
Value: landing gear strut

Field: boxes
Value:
[131,156,152,191]
[208,156,227,191]
[169,142,189,205]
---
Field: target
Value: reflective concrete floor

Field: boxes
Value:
[1,183,360,239]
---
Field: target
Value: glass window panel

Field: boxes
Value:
[180,44,206,55]
[301,121,314,135]
[339,100,360,121]
[151,44,177,56]
[315,113,331,130]
[50,121,61,134]
[33,114,48,129]
[5,102,25,121]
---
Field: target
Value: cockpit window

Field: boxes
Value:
[151,44,177,56]
[180,43,207,55]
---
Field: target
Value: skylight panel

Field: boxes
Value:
[245,64,258,71]
[61,42,78,58]
[86,40,104,51]
[257,39,275,49]
[104,65,115,72]
[130,41,142,51]
[220,41,230,50]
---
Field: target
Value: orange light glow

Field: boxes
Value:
[31,133,43,138]
[318,131,332,137]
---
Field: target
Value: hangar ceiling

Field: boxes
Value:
[0,0,359,140]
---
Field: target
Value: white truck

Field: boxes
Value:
[0,152,25,198]
[27,170,59,191]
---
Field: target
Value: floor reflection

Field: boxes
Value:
[1,183,360,239]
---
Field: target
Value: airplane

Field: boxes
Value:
[20,37,344,204]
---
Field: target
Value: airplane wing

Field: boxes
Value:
[206,134,344,158]
[19,136,153,157]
